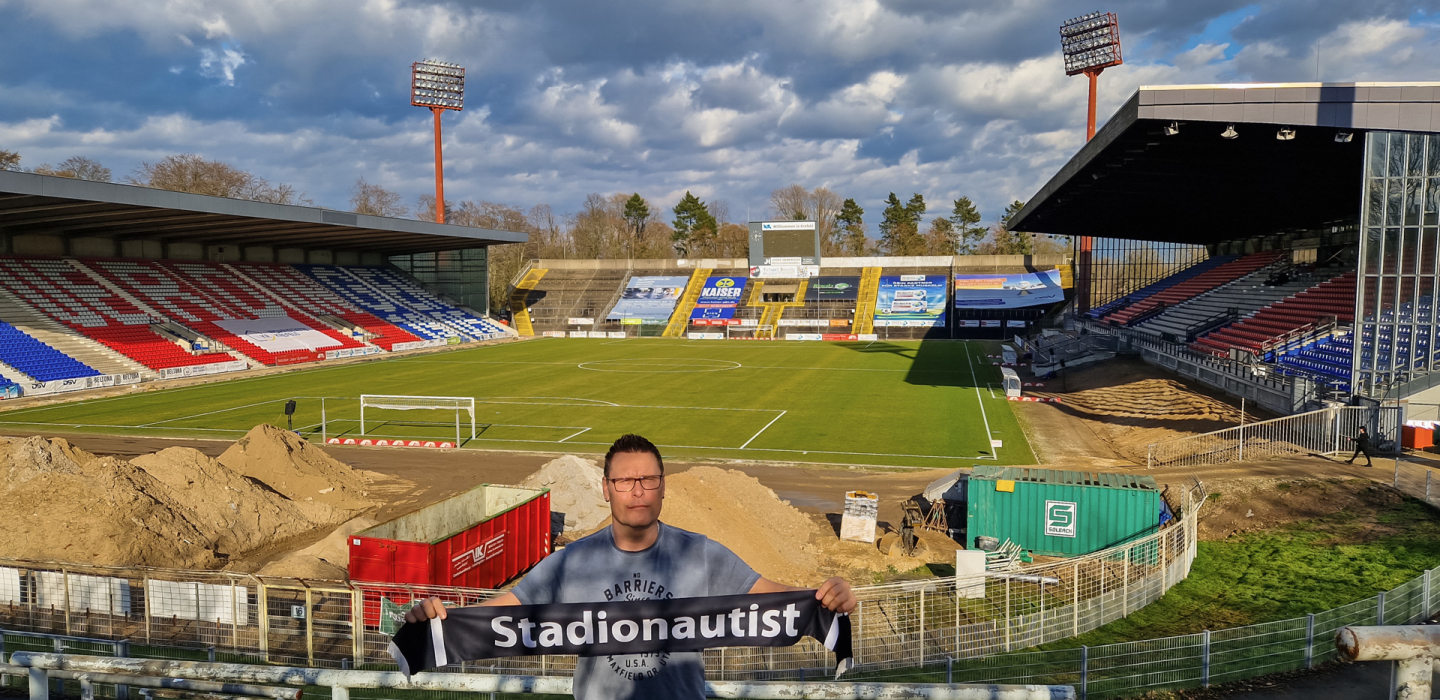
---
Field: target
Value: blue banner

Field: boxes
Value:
[953,269,1064,308]
[606,275,691,321]
[690,276,746,320]
[874,275,948,326]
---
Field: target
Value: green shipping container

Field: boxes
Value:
[966,466,1161,557]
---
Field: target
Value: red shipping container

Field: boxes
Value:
[349,484,550,619]
[1403,425,1434,450]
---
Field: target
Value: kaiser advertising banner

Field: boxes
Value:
[874,275,947,326]
[953,269,1065,309]
[689,276,746,321]
[607,276,691,321]
[804,276,860,301]
[213,317,343,352]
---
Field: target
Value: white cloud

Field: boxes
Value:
[199,46,246,85]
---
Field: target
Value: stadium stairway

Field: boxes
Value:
[1192,271,1357,358]
[229,263,422,350]
[523,268,628,333]
[1133,266,1317,341]
[1100,251,1283,326]
[662,267,713,338]
[509,267,547,337]
[0,258,234,373]
[851,267,883,335]
[1084,255,1237,320]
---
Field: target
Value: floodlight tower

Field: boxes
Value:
[1059,12,1121,315]
[411,59,466,224]
[1060,12,1122,141]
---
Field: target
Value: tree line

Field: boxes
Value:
[2,147,1069,311]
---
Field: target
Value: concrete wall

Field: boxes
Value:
[167,242,203,260]
[12,234,65,256]
[361,252,385,266]
[205,245,242,261]
[120,240,165,259]
[70,237,116,257]
[244,246,274,262]
[277,248,306,264]
[335,251,360,266]
[306,249,334,264]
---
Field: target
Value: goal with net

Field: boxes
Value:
[358,394,476,445]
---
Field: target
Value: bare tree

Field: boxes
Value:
[128,154,309,204]
[350,178,408,218]
[770,184,809,220]
[34,156,111,182]
[0,148,19,171]
[769,184,841,254]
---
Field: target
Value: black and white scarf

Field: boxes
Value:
[388,590,852,678]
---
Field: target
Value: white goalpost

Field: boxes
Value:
[358,394,477,445]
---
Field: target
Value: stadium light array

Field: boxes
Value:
[1060,11,1122,319]
[411,59,466,224]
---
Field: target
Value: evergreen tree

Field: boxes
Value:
[671,191,717,256]
[950,197,985,254]
[878,193,927,255]
[834,198,868,255]
[623,193,650,238]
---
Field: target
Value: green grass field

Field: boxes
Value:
[0,338,1034,469]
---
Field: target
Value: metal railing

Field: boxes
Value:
[5,653,1077,700]
[1146,404,1400,469]
[0,481,1206,681]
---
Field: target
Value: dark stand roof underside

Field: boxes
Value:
[0,170,527,255]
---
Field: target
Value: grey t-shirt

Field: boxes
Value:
[511,522,760,700]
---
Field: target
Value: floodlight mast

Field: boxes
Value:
[1060,11,1122,140]
[411,59,466,224]
[1059,11,1121,316]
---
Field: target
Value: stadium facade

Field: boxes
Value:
[0,170,526,397]
[1011,81,1440,414]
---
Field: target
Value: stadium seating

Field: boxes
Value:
[234,263,424,350]
[346,267,509,339]
[297,265,460,341]
[1191,271,1357,357]
[524,268,638,333]
[1276,334,1353,391]
[0,257,233,372]
[1084,255,1237,320]
[1100,252,1283,326]
[162,262,369,353]
[1134,266,1319,341]
[0,320,99,381]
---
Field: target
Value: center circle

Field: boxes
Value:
[577,358,742,373]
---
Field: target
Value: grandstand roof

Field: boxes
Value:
[0,170,527,255]
[1009,82,1440,244]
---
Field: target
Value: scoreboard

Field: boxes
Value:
[747,221,821,276]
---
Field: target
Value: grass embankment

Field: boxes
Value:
[1044,490,1440,649]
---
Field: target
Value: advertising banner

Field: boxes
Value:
[567,318,594,325]
[981,320,1002,328]
[785,333,824,341]
[687,332,725,340]
[1007,320,1028,328]
[607,276,690,321]
[874,275,947,326]
[805,276,861,301]
[953,269,1065,308]
[690,276,746,321]
[750,265,819,279]
[214,317,343,353]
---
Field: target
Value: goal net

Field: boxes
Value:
[359,394,476,443]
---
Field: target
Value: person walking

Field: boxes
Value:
[1346,427,1374,467]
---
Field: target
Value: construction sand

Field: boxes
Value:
[0,425,379,570]
[520,455,608,536]
[256,516,378,580]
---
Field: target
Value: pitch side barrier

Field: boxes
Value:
[0,480,1205,681]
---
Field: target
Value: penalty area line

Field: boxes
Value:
[558,427,592,443]
[966,342,997,461]
[739,410,786,449]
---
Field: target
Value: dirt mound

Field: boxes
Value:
[218,424,374,511]
[256,516,377,580]
[0,427,379,570]
[1198,477,1402,540]
[520,455,608,535]
[660,466,827,586]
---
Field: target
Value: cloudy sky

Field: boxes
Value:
[1,1,1438,231]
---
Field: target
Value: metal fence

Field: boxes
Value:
[0,481,1206,682]
[1146,404,1401,469]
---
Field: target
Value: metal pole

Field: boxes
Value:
[62,568,72,636]
[305,588,315,667]
[258,585,269,663]
[142,580,151,645]
[432,107,446,223]
[918,587,925,664]
[1122,554,1129,617]
[80,676,94,700]
[1004,578,1011,652]
[1072,561,1080,637]
[1201,630,1211,688]
[1377,591,1387,625]
[1079,645,1088,700]
[1084,70,1099,140]
[1305,613,1315,668]
[1428,471,1433,505]
[321,398,327,444]
[331,686,349,700]
[28,668,48,700]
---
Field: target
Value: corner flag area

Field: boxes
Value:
[0,338,1034,469]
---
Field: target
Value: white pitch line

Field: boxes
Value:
[739,410,786,449]
[558,427,592,443]
[966,343,997,461]
[139,399,278,426]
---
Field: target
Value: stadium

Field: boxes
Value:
[2,11,1440,700]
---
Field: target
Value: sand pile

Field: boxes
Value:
[257,516,378,580]
[218,424,374,511]
[0,425,378,570]
[1043,378,1250,462]
[520,455,608,535]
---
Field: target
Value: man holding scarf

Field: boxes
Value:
[404,433,857,699]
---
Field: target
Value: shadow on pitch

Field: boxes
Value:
[837,339,984,388]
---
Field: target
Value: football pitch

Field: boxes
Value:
[0,338,1036,469]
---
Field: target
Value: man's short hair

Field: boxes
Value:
[604,434,664,477]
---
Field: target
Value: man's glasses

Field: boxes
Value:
[606,475,663,492]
